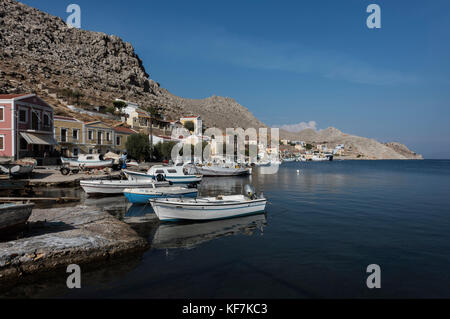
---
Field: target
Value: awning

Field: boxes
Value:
[20,132,58,145]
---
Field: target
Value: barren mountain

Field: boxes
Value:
[0,0,265,130]
[0,0,422,159]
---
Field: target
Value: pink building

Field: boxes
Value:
[0,94,56,161]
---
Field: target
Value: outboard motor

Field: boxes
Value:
[244,184,257,200]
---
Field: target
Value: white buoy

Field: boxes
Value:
[296,169,300,174]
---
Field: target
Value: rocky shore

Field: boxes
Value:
[0,206,149,283]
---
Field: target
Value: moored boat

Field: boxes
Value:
[61,154,114,170]
[123,163,202,186]
[80,179,169,195]
[123,186,198,204]
[0,158,36,178]
[196,164,250,177]
[0,202,34,233]
[150,185,266,222]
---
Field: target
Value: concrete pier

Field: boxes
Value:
[0,205,149,283]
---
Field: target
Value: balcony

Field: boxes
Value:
[56,135,80,144]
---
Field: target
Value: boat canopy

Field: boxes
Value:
[20,132,57,145]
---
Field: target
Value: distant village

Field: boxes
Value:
[0,93,345,165]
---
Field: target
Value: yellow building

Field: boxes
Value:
[54,116,85,157]
[113,125,137,153]
[84,121,115,154]
[180,116,203,135]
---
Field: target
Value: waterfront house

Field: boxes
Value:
[84,121,115,154]
[0,94,57,163]
[180,116,203,136]
[54,115,85,157]
[114,125,138,153]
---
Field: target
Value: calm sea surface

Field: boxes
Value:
[2,160,450,298]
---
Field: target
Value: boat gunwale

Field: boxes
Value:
[150,198,267,207]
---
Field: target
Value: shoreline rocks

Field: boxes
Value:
[0,206,149,283]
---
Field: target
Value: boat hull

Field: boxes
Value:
[0,203,34,232]
[123,170,202,185]
[61,157,114,169]
[124,189,198,204]
[197,166,250,177]
[150,198,267,221]
[80,180,168,195]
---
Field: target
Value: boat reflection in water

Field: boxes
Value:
[151,213,267,250]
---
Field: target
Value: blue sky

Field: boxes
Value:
[20,0,450,158]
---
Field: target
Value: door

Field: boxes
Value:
[32,112,39,130]
[97,132,103,145]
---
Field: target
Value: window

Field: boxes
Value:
[156,170,165,174]
[73,148,79,156]
[106,132,111,142]
[167,169,177,174]
[43,114,50,127]
[0,135,4,150]
[88,130,93,140]
[89,148,93,154]
[0,107,4,122]
[86,156,94,160]
[61,128,67,142]
[19,109,27,123]
[73,129,79,141]
[116,136,121,146]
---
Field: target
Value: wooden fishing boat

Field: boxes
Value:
[80,179,169,195]
[61,154,114,170]
[150,195,267,221]
[196,164,250,176]
[123,163,202,186]
[123,186,198,204]
[0,158,36,177]
[0,202,34,232]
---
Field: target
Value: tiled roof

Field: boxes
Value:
[0,94,32,99]
[54,115,77,121]
[114,126,136,134]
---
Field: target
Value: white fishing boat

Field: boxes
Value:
[0,158,36,177]
[123,186,198,204]
[0,202,34,232]
[150,185,267,221]
[196,163,250,176]
[80,179,169,195]
[123,163,202,186]
[61,154,114,170]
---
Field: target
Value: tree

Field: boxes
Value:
[153,141,177,161]
[72,89,84,106]
[113,100,127,112]
[125,134,151,162]
[184,121,195,132]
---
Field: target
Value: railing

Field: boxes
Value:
[56,136,81,144]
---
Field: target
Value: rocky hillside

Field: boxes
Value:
[292,127,422,160]
[0,0,422,159]
[0,0,265,129]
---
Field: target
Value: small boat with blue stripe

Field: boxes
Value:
[149,185,266,222]
[123,163,202,187]
[123,186,198,204]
